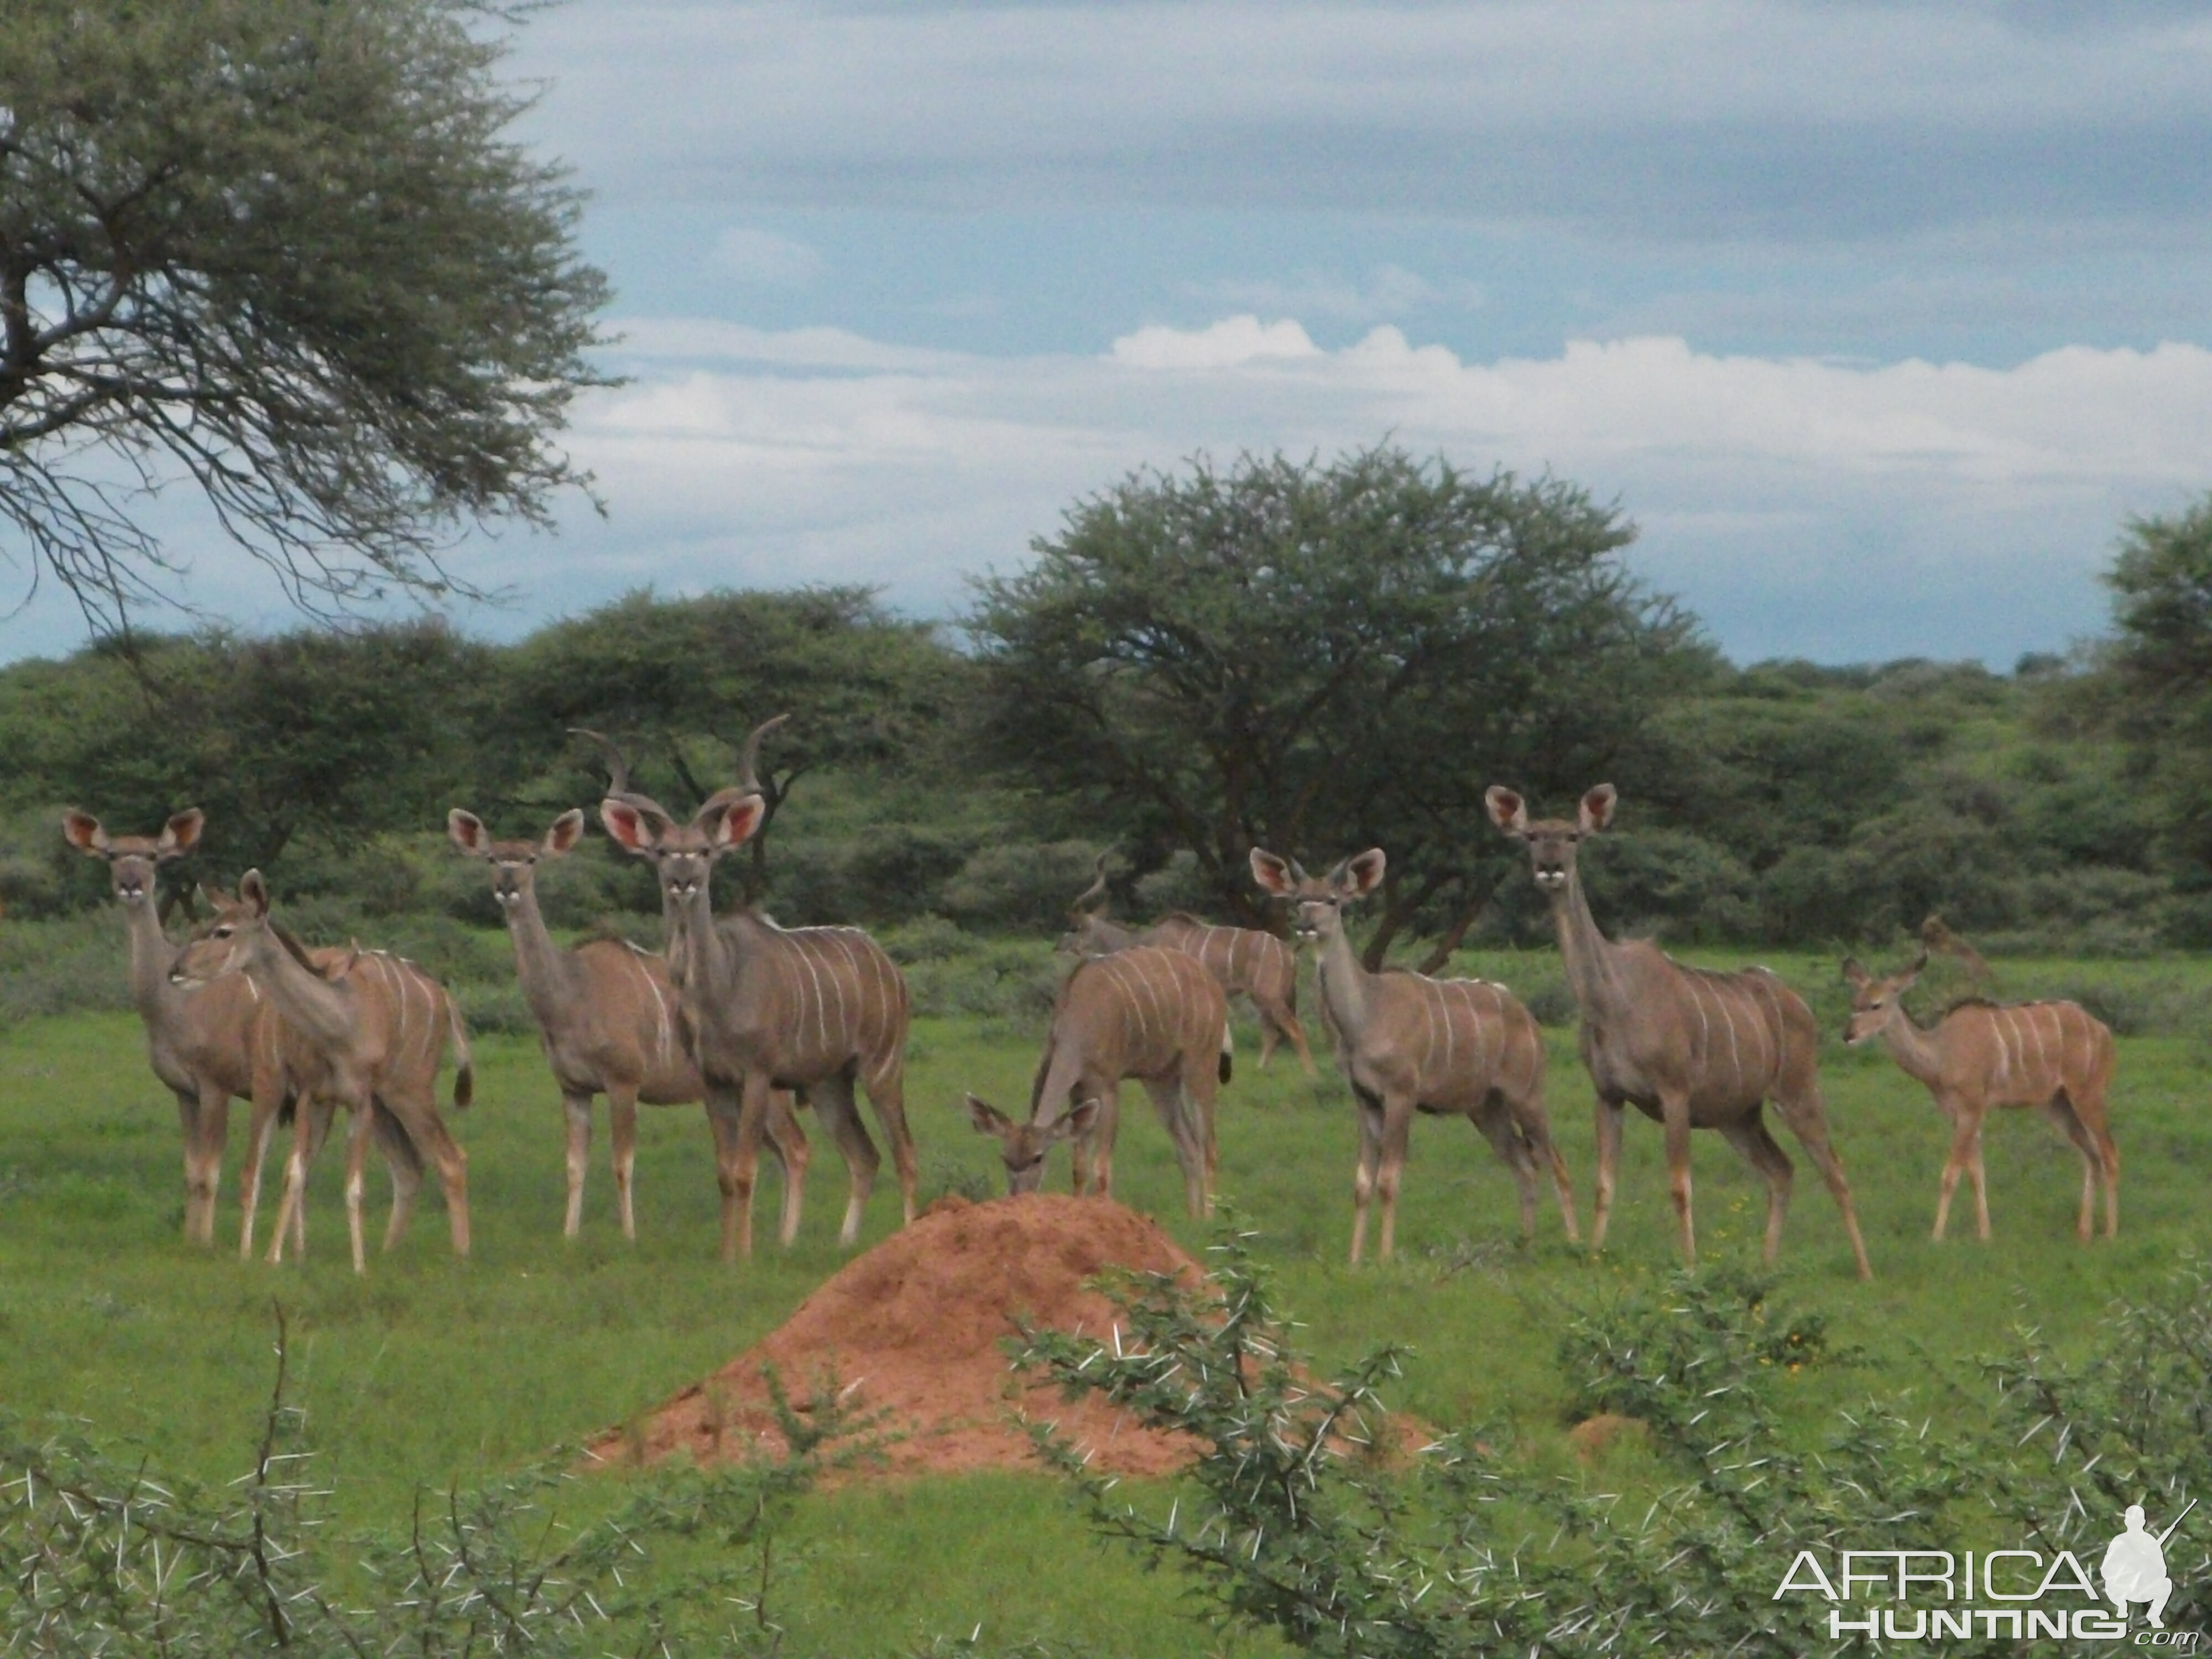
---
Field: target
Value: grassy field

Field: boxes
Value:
[1,941,2208,1654]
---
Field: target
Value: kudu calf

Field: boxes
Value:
[1487,785,1872,1279]
[1845,952,2118,1241]
[63,808,289,1249]
[1059,859,1316,1076]
[447,806,810,1243]
[595,721,916,1261]
[172,873,474,1275]
[1249,847,1578,1262]
[971,946,1226,1216]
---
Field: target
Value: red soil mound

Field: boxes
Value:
[592,1192,1207,1478]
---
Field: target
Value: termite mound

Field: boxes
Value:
[591,1192,1206,1478]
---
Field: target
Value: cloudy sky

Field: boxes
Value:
[9,0,2212,664]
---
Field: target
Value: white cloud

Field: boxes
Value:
[710,226,823,286]
[533,317,2212,663]
[1110,316,1321,370]
[1192,264,1483,323]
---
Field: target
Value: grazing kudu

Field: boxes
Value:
[171,872,474,1274]
[964,1094,1102,1194]
[1486,785,1872,1279]
[62,808,289,1248]
[596,720,917,1261]
[1844,953,2118,1241]
[446,806,810,1243]
[1060,859,1316,1076]
[1249,847,1579,1262]
[999,945,1227,1217]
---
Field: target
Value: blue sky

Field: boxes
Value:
[6,0,2210,664]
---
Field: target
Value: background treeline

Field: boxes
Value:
[0,452,2204,980]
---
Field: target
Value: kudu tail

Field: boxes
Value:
[1219,1022,1234,1086]
[446,994,475,1110]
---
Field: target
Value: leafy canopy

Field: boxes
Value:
[0,0,613,630]
[967,445,1705,952]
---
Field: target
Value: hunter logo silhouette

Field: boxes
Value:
[2104,1499,2194,1627]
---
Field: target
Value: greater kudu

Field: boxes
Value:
[171,873,474,1274]
[1249,846,1579,1261]
[1487,785,1872,1279]
[1059,858,1316,1076]
[447,806,810,1243]
[62,808,290,1249]
[974,945,1227,1216]
[595,720,917,1261]
[1844,952,2118,1241]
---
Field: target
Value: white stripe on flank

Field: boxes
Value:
[1435,981,1455,1079]
[794,942,830,1058]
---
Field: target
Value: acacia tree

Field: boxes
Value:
[0,0,612,630]
[968,445,1707,962]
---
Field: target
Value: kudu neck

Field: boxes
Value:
[121,895,182,1018]
[1547,865,1625,1015]
[1875,1005,1945,1083]
[503,884,586,1017]
[245,925,355,1049]
[1313,917,1371,1032]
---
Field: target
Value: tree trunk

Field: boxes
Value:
[1415,890,1490,975]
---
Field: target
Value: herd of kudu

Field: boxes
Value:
[65,726,2123,1280]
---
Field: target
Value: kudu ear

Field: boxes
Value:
[238,869,272,918]
[543,809,586,858]
[158,808,205,859]
[1900,950,1928,987]
[1579,785,1618,834]
[1051,1096,1103,1142]
[698,789,768,852]
[61,810,108,856]
[1484,786,1528,835]
[599,799,664,856]
[965,1093,1013,1138]
[1249,848,1296,896]
[1340,848,1386,898]
[447,808,491,855]
[1841,957,1869,989]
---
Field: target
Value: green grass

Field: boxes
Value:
[3,943,2211,1654]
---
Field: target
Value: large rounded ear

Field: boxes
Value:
[1900,950,1928,987]
[447,808,491,855]
[1841,957,1869,990]
[542,808,586,858]
[1340,847,1386,898]
[158,808,205,859]
[965,1093,1013,1138]
[1250,848,1296,896]
[238,869,272,918]
[1579,785,1618,834]
[1484,786,1528,835]
[61,810,108,856]
[1049,1095,1103,1143]
[698,789,768,852]
[599,798,664,856]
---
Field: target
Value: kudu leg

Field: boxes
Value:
[1662,1101,1697,1268]
[1144,1075,1208,1220]
[239,1106,281,1261]
[173,1090,207,1244]
[1775,1092,1872,1280]
[1718,1115,1794,1265]
[2041,1096,2105,1243]
[861,1073,919,1227]
[1086,1086,1123,1198]
[1473,1103,1542,1245]
[1348,1086,1385,1265]
[703,1086,747,1262]
[1932,1100,1980,1241]
[1511,1088,1582,1245]
[1589,1097,1625,1254]
[764,1092,810,1248]
[1373,1096,1417,1262]
[268,1105,317,1265]
[561,1093,593,1239]
[611,1094,642,1243]
[190,1087,229,1246]
[390,1102,468,1258]
[343,1107,374,1276]
[810,1070,881,1249]
[373,1101,424,1253]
